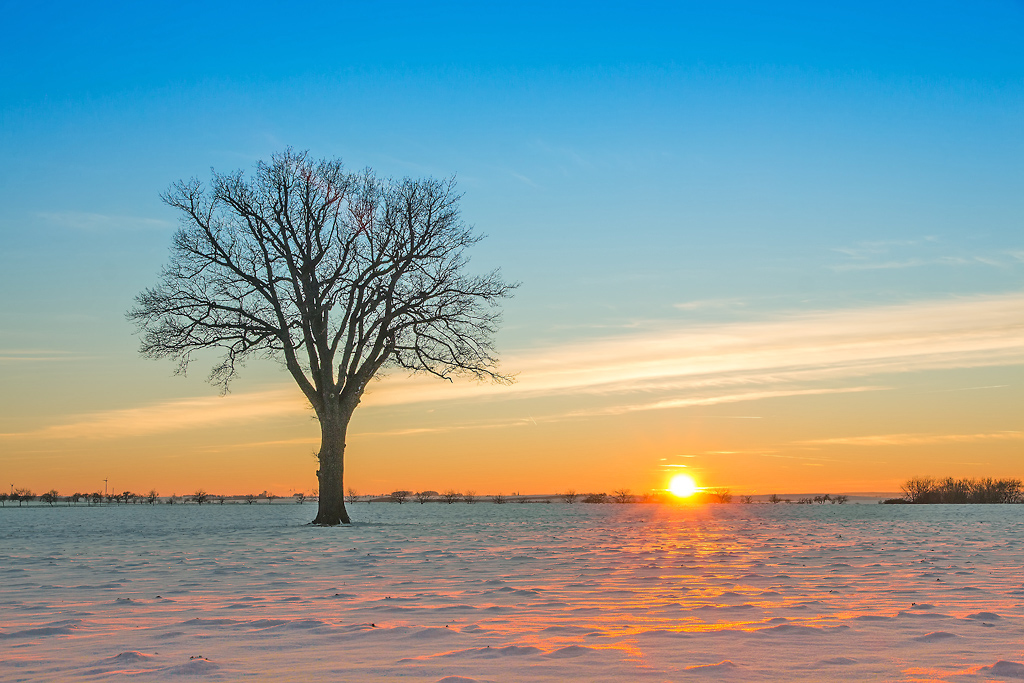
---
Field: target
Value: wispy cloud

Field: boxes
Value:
[673,297,747,311]
[362,291,1024,407]
[830,256,1004,272]
[5,292,1021,441]
[797,431,1023,447]
[0,389,309,440]
[829,237,1021,272]
[555,387,883,419]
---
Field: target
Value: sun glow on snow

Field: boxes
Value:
[668,474,698,498]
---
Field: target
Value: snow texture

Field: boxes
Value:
[1,502,1023,681]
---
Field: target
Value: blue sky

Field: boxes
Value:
[1,1,1021,494]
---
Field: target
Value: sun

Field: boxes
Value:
[668,474,698,498]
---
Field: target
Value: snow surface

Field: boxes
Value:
[2,502,1023,681]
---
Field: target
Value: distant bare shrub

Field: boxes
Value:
[797,497,813,504]
[582,493,608,504]
[832,494,849,504]
[146,490,159,504]
[40,489,59,506]
[901,476,936,503]
[741,495,754,504]
[709,488,733,504]
[13,488,34,506]
[345,487,360,504]
[813,494,831,504]
[191,490,209,505]
[390,490,411,504]
[441,489,460,504]
[266,493,278,504]
[414,491,433,504]
[612,488,632,504]
[0,493,7,506]
[463,490,476,503]
[244,493,256,505]
[491,494,506,504]
[768,494,782,504]
[562,490,578,504]
[293,492,306,504]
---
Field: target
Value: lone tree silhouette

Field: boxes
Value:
[130,150,515,525]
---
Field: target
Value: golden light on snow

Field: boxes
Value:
[668,474,698,498]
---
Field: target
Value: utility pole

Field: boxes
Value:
[104,478,108,496]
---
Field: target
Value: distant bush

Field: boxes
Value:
[440,489,460,504]
[562,490,578,504]
[900,476,1023,504]
[708,488,733,504]
[582,493,608,504]
[390,490,411,504]
[612,488,632,504]
[491,494,506,504]
[12,488,34,507]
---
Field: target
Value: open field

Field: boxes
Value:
[2,503,1023,681]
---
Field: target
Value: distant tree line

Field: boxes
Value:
[887,477,1024,504]
[0,488,318,506]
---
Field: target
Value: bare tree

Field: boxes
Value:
[129,150,516,526]
[345,487,360,504]
[294,492,306,504]
[190,489,209,505]
[41,489,59,506]
[612,488,632,504]
[441,489,460,504]
[562,489,578,504]
[491,493,506,504]
[13,488,34,506]
[414,490,433,504]
[768,493,782,504]
[244,493,257,504]
[390,490,410,504]
[741,495,754,504]
[0,493,7,507]
[709,488,733,504]
[462,490,476,504]
[266,493,279,504]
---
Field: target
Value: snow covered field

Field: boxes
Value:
[2,502,1023,681]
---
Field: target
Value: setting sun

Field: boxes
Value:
[668,474,698,498]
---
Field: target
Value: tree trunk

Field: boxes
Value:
[312,406,352,525]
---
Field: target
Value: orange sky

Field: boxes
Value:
[3,292,1021,497]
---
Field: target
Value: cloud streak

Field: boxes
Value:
[3,292,1021,441]
[0,389,309,441]
[798,431,1023,447]
[362,291,1024,407]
